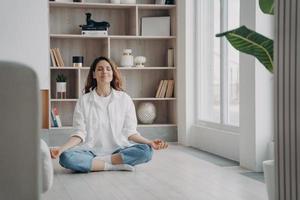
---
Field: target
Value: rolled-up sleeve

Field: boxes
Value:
[71,98,87,142]
[123,96,140,138]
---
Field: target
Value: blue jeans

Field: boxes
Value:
[59,144,153,173]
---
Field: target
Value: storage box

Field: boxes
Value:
[141,16,170,36]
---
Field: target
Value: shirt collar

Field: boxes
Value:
[90,87,121,103]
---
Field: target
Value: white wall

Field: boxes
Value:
[0,0,49,89]
[177,0,195,145]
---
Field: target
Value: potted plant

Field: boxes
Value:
[56,73,67,99]
[216,0,274,73]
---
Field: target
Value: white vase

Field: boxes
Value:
[263,160,275,200]
[56,82,66,93]
[120,49,133,67]
[137,102,156,124]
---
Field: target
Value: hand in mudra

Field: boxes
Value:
[50,147,62,159]
[150,139,168,150]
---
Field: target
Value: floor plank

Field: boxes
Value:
[42,144,268,200]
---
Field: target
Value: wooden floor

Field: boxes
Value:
[42,144,268,200]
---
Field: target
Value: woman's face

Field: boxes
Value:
[93,60,113,85]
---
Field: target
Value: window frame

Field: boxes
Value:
[195,0,240,130]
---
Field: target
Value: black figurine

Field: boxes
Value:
[79,13,110,31]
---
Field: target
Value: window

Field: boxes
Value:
[196,0,240,127]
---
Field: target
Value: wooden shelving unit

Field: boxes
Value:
[48,0,177,132]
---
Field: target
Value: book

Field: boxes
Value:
[159,80,168,98]
[52,107,62,127]
[55,48,65,67]
[155,80,164,98]
[165,80,174,98]
[81,30,108,36]
[167,48,174,67]
[81,27,107,31]
[50,49,57,67]
[51,48,61,67]
[50,109,58,127]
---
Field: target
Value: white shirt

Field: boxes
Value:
[93,92,119,155]
[71,88,140,155]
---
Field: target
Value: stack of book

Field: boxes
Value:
[51,107,62,127]
[50,48,65,67]
[81,30,108,36]
[155,80,175,98]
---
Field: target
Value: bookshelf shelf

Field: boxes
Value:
[49,2,175,10]
[49,0,177,135]
[137,124,177,128]
[49,2,136,9]
[50,66,176,70]
[50,124,177,130]
[110,35,176,40]
[132,98,176,101]
[49,126,74,130]
[50,99,78,102]
[137,4,176,9]
[50,34,175,40]
[50,34,108,39]
[118,67,176,70]
[50,67,80,70]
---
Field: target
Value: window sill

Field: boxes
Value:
[195,120,240,134]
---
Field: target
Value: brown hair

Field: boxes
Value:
[84,56,123,94]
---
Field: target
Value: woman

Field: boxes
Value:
[50,56,168,172]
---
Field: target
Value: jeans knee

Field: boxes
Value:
[136,144,153,162]
[58,149,93,173]
[59,151,72,168]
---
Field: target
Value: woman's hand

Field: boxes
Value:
[50,147,62,159]
[150,139,168,150]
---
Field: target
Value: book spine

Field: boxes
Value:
[170,80,174,97]
[52,48,61,67]
[55,115,62,127]
[53,107,62,127]
[50,49,57,67]
[167,48,174,67]
[56,48,65,67]
[155,80,164,98]
[51,109,58,127]
[159,80,168,98]
[165,80,174,98]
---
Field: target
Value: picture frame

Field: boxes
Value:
[141,16,170,36]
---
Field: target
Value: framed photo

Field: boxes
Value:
[141,16,170,36]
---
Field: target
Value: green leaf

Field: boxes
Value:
[216,26,273,73]
[259,0,274,15]
[56,73,67,82]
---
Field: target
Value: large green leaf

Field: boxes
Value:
[259,0,274,15]
[216,26,273,73]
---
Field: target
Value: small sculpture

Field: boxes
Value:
[79,13,110,31]
[134,56,146,67]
